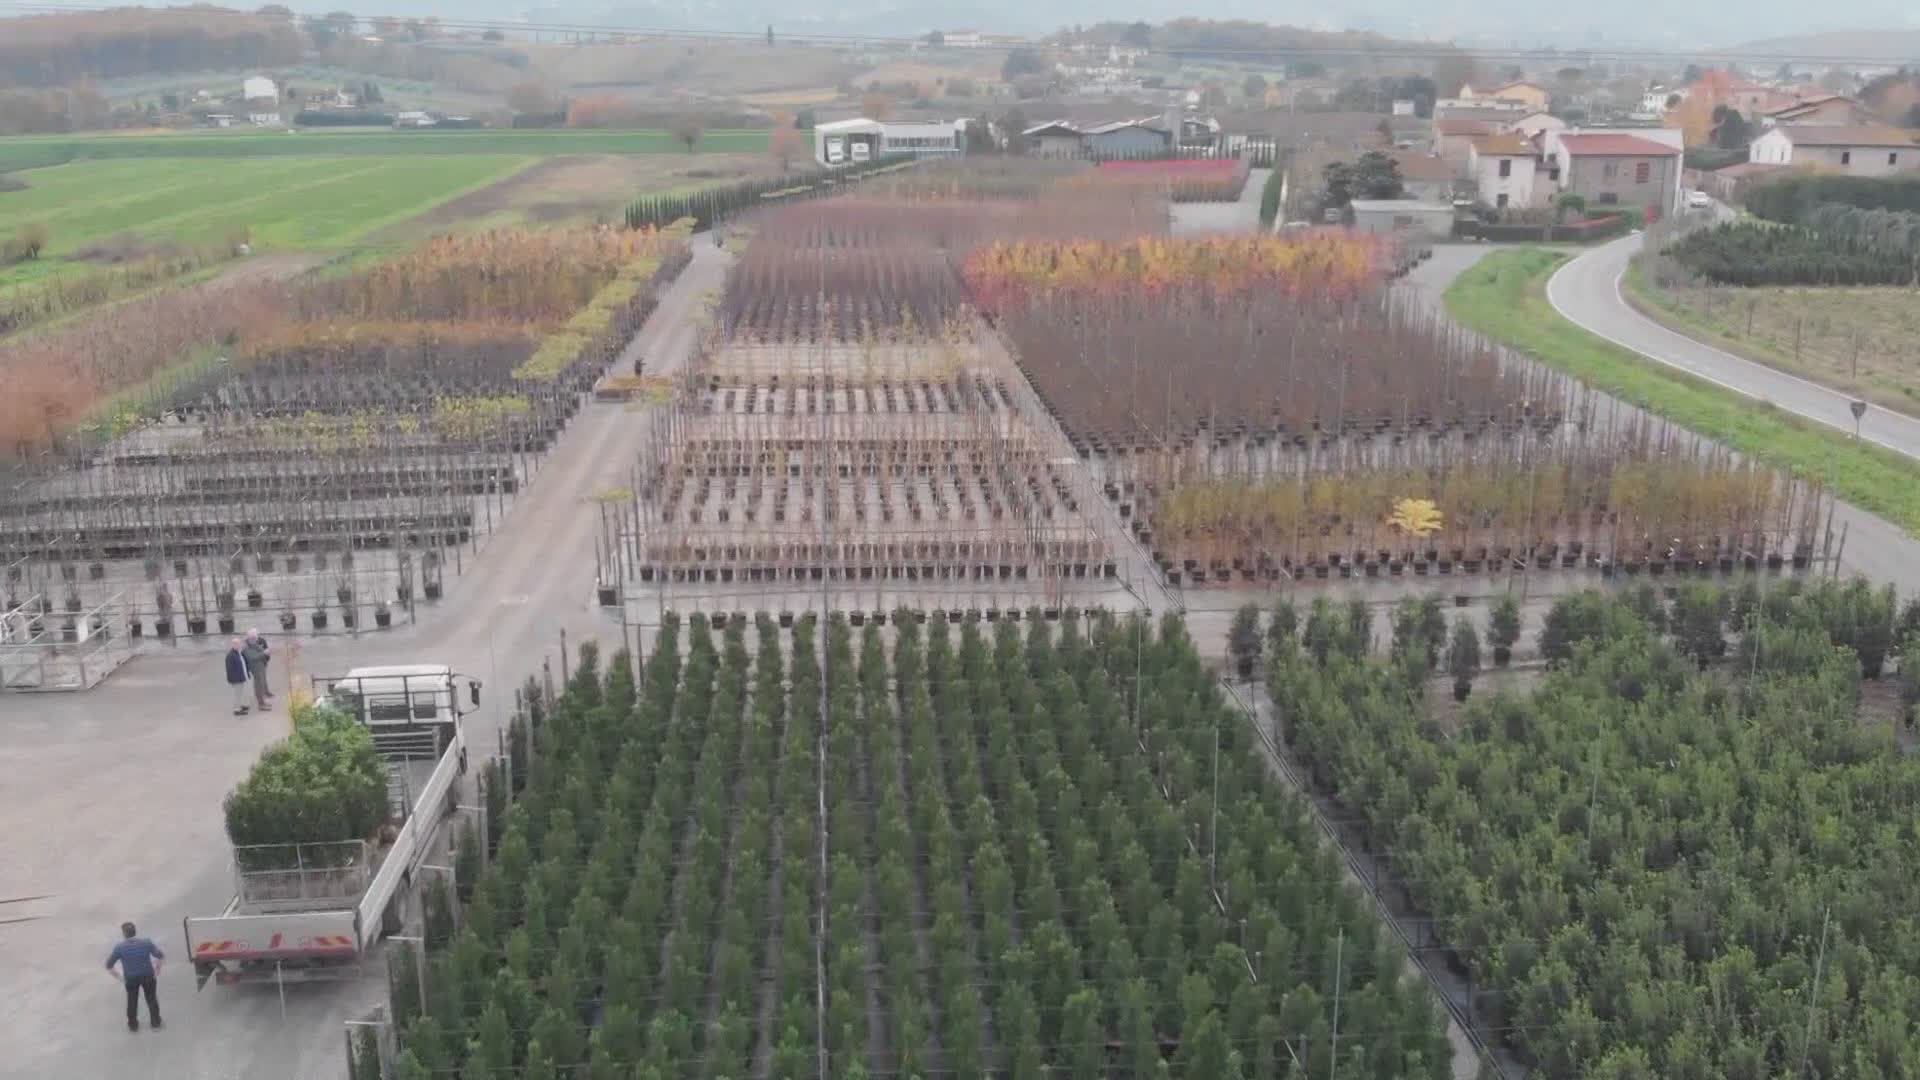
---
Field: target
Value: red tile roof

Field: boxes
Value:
[1436,117,1495,137]
[1470,132,1535,156]
[1773,125,1918,148]
[1387,150,1454,181]
[1557,133,1680,156]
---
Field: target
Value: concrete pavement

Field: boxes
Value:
[1546,232,1920,457]
[0,241,734,1080]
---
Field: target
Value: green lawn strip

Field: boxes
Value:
[1,155,532,267]
[1444,247,1920,535]
[243,154,534,249]
[0,128,770,169]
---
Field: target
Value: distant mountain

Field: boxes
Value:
[1723,28,1920,62]
[522,0,1920,50]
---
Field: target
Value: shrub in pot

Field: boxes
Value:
[224,703,386,865]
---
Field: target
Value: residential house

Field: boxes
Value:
[1434,98,1530,122]
[1641,86,1678,114]
[1468,131,1541,209]
[1462,81,1551,111]
[1082,119,1171,158]
[1387,150,1456,202]
[241,75,278,103]
[203,113,236,128]
[1391,99,1416,116]
[393,110,437,128]
[942,29,982,48]
[1434,116,1497,172]
[1748,125,1920,175]
[1762,95,1880,127]
[246,110,283,126]
[307,88,359,109]
[1023,120,1083,158]
[1550,131,1683,213]
[1508,111,1566,140]
[1698,160,1787,202]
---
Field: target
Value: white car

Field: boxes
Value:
[1686,190,1712,210]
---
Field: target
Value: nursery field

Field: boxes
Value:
[0,223,691,658]
[383,612,1454,1078]
[0,154,531,287]
[616,166,1170,615]
[1267,578,1920,1078]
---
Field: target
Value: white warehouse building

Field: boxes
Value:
[813,118,965,167]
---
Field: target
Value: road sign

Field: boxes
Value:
[1851,400,1868,421]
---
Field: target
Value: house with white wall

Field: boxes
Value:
[1468,132,1541,209]
[1748,125,1919,175]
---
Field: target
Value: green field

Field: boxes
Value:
[1445,248,1920,536]
[0,128,771,172]
[0,154,534,287]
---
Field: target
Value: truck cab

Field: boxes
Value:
[315,664,479,762]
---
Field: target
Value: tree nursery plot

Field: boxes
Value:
[617,169,1178,609]
[0,223,690,638]
[1096,157,1254,203]
[963,232,1831,587]
[388,612,1454,1078]
[1267,577,1920,1078]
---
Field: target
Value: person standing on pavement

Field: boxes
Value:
[105,922,164,1032]
[242,629,272,709]
[225,638,251,716]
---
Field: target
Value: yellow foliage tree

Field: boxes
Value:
[1386,497,1444,539]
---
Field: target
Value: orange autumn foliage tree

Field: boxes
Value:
[963,231,1387,313]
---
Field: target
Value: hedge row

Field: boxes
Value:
[1664,220,1915,286]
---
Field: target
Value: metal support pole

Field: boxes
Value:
[390,934,429,1021]
[1328,928,1343,1080]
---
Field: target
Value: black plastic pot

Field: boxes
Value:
[311,610,328,630]
[247,590,264,609]
[279,612,297,631]
[217,616,236,634]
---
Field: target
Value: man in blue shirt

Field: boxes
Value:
[105,922,164,1031]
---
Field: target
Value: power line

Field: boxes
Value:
[0,0,1917,67]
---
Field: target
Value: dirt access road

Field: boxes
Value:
[0,241,730,1080]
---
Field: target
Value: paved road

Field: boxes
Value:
[1546,232,1920,458]
[1,241,733,1080]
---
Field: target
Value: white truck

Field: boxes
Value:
[183,664,481,988]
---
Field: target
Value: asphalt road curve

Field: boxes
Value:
[1546,233,1920,460]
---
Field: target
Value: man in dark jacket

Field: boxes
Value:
[105,922,164,1031]
[225,638,250,715]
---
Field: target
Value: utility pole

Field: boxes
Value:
[1209,704,1220,887]
[1798,905,1831,1078]
[1328,927,1344,1080]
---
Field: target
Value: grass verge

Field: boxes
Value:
[1444,247,1920,535]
